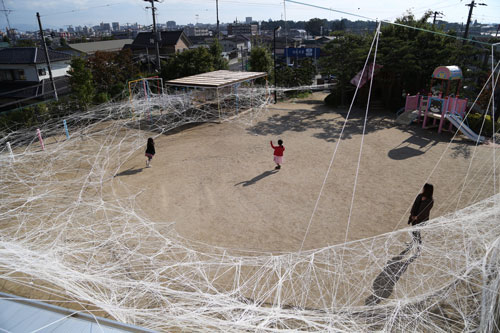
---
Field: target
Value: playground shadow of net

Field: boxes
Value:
[124,106,221,136]
[248,103,395,143]
[365,244,420,306]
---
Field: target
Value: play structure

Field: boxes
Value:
[400,66,485,143]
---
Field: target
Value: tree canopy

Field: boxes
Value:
[68,57,94,107]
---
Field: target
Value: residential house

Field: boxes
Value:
[0,47,71,82]
[0,47,71,109]
[123,30,192,58]
[220,35,251,56]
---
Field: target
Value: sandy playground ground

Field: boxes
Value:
[112,92,497,253]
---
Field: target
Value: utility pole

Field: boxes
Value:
[432,11,443,26]
[216,0,220,40]
[463,1,487,44]
[144,0,161,72]
[36,12,58,101]
[1,0,12,39]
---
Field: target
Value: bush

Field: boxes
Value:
[467,113,496,137]
[94,92,110,104]
[324,89,341,107]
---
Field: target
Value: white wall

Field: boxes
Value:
[37,61,70,81]
[0,64,39,81]
[0,61,70,82]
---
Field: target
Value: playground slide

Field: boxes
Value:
[396,109,418,125]
[445,113,485,143]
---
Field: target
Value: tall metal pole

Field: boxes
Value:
[36,12,58,101]
[216,0,220,40]
[273,26,280,104]
[145,0,161,72]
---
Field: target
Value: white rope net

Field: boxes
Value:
[1,67,500,331]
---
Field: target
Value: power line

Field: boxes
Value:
[40,3,125,17]
[284,0,495,46]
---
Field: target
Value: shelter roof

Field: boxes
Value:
[432,66,463,80]
[165,70,267,88]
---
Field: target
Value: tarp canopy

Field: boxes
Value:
[432,66,463,81]
[165,70,268,89]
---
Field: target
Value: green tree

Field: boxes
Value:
[88,49,139,97]
[276,59,317,87]
[209,39,228,70]
[248,46,272,74]
[319,32,369,104]
[68,57,95,107]
[305,18,327,37]
[161,47,215,80]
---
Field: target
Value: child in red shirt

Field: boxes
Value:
[270,139,285,170]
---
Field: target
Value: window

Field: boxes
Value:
[38,68,47,76]
[17,70,26,81]
[0,69,13,81]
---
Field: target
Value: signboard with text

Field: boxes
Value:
[285,48,321,59]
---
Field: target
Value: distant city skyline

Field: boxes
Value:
[3,0,500,32]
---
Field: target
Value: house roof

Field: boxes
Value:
[130,30,192,48]
[165,70,267,88]
[68,39,134,55]
[222,35,250,43]
[0,47,71,65]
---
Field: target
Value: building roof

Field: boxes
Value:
[222,35,250,43]
[0,292,155,333]
[0,47,71,65]
[68,39,134,55]
[130,30,192,48]
[165,70,267,88]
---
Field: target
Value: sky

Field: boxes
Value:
[3,0,500,32]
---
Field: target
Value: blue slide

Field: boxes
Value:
[445,113,485,143]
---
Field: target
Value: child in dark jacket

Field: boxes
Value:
[408,183,434,244]
[145,137,155,168]
[270,139,285,170]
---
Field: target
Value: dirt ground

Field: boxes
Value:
[113,92,497,253]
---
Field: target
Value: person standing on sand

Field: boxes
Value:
[270,139,285,170]
[408,183,434,244]
[145,137,155,168]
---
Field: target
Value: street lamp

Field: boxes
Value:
[273,26,281,104]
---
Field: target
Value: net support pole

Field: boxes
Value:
[36,128,45,151]
[6,141,14,161]
[217,88,221,122]
[63,119,70,140]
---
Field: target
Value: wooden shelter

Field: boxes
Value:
[165,70,268,121]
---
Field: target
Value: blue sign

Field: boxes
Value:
[285,48,321,59]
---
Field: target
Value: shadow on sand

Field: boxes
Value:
[115,167,144,177]
[235,170,278,187]
[365,244,420,305]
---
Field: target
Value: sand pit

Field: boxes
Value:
[113,92,496,252]
[1,90,499,331]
